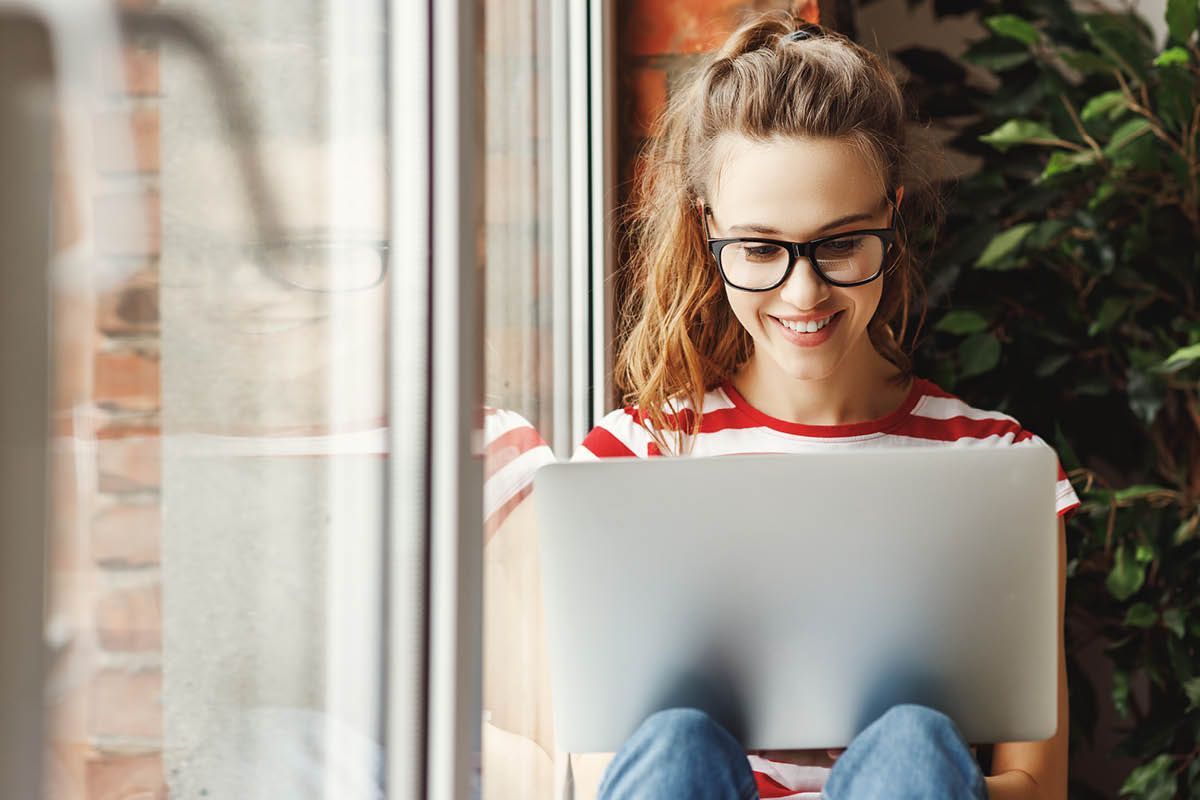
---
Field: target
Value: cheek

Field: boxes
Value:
[723,286,763,335]
[860,282,885,322]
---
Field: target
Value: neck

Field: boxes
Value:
[732,338,910,426]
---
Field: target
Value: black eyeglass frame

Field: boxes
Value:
[701,203,898,291]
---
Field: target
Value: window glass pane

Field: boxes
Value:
[43,3,394,798]
[480,0,559,797]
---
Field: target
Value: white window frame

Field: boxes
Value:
[402,0,617,795]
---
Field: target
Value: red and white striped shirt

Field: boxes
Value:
[483,407,557,541]
[574,377,1079,798]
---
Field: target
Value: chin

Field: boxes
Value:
[769,351,844,383]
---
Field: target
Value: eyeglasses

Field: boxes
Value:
[702,204,896,291]
[163,227,391,293]
[258,236,390,292]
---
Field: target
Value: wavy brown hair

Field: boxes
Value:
[615,12,939,454]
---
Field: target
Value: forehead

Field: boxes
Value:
[709,134,886,234]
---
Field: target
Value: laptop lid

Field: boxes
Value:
[535,446,1058,753]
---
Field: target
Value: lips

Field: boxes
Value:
[771,310,842,346]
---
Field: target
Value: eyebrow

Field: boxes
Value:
[727,210,879,238]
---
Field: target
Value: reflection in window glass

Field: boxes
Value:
[44,2,392,798]
[481,0,560,798]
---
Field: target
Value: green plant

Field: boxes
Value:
[893,0,1200,796]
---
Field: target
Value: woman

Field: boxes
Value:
[575,13,1077,800]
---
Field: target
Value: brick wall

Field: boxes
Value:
[47,1,166,798]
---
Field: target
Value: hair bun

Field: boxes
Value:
[783,26,820,43]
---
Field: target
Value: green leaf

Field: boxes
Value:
[1054,425,1080,473]
[1156,69,1192,131]
[1119,754,1174,796]
[1105,118,1153,154]
[1154,46,1190,67]
[1059,48,1113,74]
[1088,182,1116,211]
[1185,676,1200,709]
[975,223,1037,268]
[964,48,1031,71]
[1162,608,1187,638]
[986,14,1040,46]
[1041,150,1098,180]
[936,310,990,335]
[979,119,1062,153]
[1126,368,1165,425]
[1174,515,1198,544]
[1107,545,1146,601]
[1025,219,1068,249]
[1036,352,1071,377]
[1166,0,1199,44]
[1134,542,1155,562]
[1081,90,1127,121]
[1113,668,1131,718]
[958,333,1002,378]
[1089,297,1129,335]
[1161,342,1200,371]
[1125,602,1159,628]
[1083,15,1151,83]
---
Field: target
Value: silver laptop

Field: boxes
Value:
[534,447,1059,753]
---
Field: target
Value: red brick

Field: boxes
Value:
[94,349,160,411]
[627,0,798,56]
[96,582,161,651]
[96,429,161,493]
[86,752,165,800]
[93,504,161,567]
[88,669,162,739]
[107,45,159,96]
[94,108,160,174]
[97,268,159,338]
[94,191,161,257]
[630,67,668,138]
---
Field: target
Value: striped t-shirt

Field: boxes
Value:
[483,407,556,541]
[574,377,1079,798]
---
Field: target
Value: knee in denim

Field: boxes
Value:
[873,704,957,741]
[639,708,728,748]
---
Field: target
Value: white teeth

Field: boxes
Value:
[778,314,834,333]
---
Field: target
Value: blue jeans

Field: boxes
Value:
[595,705,988,800]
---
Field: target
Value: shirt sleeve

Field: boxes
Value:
[1017,433,1080,519]
[482,408,556,538]
[573,407,655,461]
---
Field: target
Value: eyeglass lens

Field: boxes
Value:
[720,234,886,289]
[263,240,388,291]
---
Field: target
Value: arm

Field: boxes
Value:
[986,517,1069,800]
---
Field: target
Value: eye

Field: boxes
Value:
[818,236,865,255]
[735,242,787,263]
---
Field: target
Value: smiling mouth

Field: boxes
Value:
[774,311,841,334]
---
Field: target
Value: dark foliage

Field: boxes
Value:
[889,0,1200,796]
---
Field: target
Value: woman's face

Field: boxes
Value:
[705,134,894,385]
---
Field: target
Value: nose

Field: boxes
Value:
[777,255,831,310]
